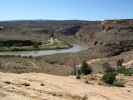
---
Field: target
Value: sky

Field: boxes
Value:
[0,0,133,21]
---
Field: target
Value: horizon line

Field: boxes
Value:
[0,18,133,22]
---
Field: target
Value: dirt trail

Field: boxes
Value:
[0,72,133,100]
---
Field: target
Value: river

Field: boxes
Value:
[0,45,88,57]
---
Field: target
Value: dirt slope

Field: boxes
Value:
[0,72,133,100]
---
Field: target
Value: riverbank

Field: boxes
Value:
[0,39,72,52]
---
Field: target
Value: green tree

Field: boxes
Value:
[80,60,92,75]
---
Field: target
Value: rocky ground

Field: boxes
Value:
[0,72,133,100]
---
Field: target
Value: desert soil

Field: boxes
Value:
[0,72,133,100]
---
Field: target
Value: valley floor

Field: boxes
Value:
[0,72,133,100]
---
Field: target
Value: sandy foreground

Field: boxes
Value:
[0,72,133,100]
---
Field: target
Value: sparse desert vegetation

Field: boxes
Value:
[0,0,133,99]
[0,19,133,100]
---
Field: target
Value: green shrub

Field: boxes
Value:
[125,68,133,76]
[116,59,133,76]
[113,80,125,87]
[102,72,117,85]
[128,25,133,30]
[117,67,133,76]
[80,61,92,75]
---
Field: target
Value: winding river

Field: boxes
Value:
[0,45,88,57]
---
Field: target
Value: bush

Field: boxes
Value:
[116,59,133,76]
[102,59,132,86]
[80,61,92,75]
[102,71,126,87]
[113,80,125,87]
[125,68,133,76]
[117,67,133,76]
[128,25,133,30]
[102,72,117,85]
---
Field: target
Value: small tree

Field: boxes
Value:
[80,60,92,75]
